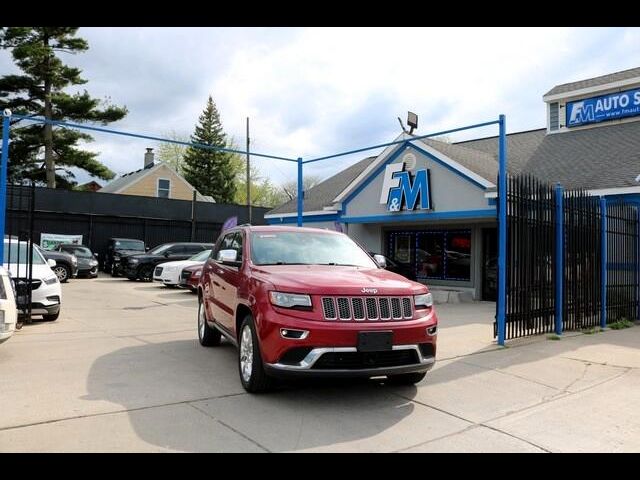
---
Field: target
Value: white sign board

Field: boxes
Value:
[40,233,83,250]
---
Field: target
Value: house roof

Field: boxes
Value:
[544,66,640,98]
[267,120,640,216]
[99,162,213,201]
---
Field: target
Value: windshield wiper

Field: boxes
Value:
[258,262,308,266]
[314,263,361,267]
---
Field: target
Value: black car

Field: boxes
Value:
[103,238,146,276]
[56,244,99,278]
[122,242,215,281]
[40,248,78,283]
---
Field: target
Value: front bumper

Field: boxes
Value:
[78,266,98,277]
[27,281,62,316]
[264,344,435,378]
[153,266,180,285]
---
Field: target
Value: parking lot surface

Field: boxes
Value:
[0,274,639,452]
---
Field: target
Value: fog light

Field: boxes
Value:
[426,325,438,336]
[280,328,309,340]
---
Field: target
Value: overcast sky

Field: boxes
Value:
[1,27,639,186]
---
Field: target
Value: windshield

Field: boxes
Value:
[250,231,377,267]
[148,244,172,255]
[61,246,93,258]
[114,240,145,251]
[3,242,46,265]
[189,249,211,261]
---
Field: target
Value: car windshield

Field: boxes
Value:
[114,240,145,251]
[62,246,93,258]
[189,249,211,261]
[250,231,377,267]
[148,244,172,255]
[3,242,46,265]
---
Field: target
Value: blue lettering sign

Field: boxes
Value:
[566,88,640,127]
[386,168,430,211]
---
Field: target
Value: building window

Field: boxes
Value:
[387,229,471,282]
[157,178,170,198]
[549,102,559,131]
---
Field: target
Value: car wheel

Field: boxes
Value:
[138,265,154,282]
[42,312,60,322]
[197,297,221,347]
[238,315,272,393]
[53,264,70,283]
[386,371,427,385]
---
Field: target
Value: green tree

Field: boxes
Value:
[156,130,188,175]
[233,161,288,208]
[183,95,237,202]
[0,27,128,188]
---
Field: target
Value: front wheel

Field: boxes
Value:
[137,265,154,282]
[197,297,221,346]
[238,315,272,393]
[53,264,71,283]
[386,371,427,385]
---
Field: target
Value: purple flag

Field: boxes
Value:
[222,216,238,232]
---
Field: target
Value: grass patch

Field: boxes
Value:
[582,327,600,335]
[609,318,634,330]
[547,334,561,341]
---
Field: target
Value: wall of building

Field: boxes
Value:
[121,165,195,200]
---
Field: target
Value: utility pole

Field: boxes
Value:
[246,117,252,224]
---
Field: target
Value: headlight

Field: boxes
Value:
[129,258,139,264]
[269,291,312,309]
[90,260,98,266]
[414,292,433,308]
[71,255,78,265]
[193,270,202,277]
[44,275,58,285]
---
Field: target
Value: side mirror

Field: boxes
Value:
[94,253,99,258]
[163,251,170,257]
[47,259,57,268]
[217,249,238,265]
[146,246,150,252]
[373,254,387,269]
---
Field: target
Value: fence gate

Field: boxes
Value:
[4,183,36,328]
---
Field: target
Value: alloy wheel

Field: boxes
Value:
[240,325,253,382]
[53,266,68,282]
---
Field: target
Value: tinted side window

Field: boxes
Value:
[232,232,244,262]
[183,244,204,255]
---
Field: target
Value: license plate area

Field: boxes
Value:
[357,331,393,352]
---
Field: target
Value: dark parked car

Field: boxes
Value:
[56,244,99,278]
[369,252,417,281]
[103,238,146,276]
[40,248,78,283]
[122,242,214,281]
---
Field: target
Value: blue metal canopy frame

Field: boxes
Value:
[0,111,508,345]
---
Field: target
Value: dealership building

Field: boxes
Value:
[265,67,640,301]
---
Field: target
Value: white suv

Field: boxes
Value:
[0,266,18,344]
[4,240,62,321]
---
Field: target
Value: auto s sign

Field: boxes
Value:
[379,161,431,212]
[566,87,640,127]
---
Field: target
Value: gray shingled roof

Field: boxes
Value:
[544,66,640,97]
[267,120,640,216]
[99,165,155,193]
[268,156,376,215]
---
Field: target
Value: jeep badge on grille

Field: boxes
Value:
[361,287,378,294]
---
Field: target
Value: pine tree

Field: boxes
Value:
[0,27,128,188]
[183,95,237,202]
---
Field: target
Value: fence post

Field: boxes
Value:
[297,157,303,227]
[496,114,507,346]
[554,183,564,335]
[600,197,607,328]
[191,189,197,241]
[0,111,11,264]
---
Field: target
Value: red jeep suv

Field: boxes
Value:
[197,225,437,393]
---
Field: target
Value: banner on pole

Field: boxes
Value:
[40,233,83,250]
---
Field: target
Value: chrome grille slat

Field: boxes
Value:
[321,296,414,321]
[351,298,365,320]
[337,297,351,320]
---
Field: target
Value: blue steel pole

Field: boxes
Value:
[0,112,11,266]
[555,184,564,335]
[496,114,507,346]
[297,157,303,227]
[600,197,607,328]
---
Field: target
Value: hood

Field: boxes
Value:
[42,250,74,261]
[251,265,427,296]
[114,249,145,257]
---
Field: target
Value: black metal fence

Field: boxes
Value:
[563,190,602,330]
[496,175,639,341]
[606,201,640,322]
[5,185,270,262]
[501,175,555,339]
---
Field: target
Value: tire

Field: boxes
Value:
[197,297,221,347]
[137,265,154,282]
[386,371,427,385]
[53,264,71,283]
[238,315,272,393]
[42,311,60,322]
